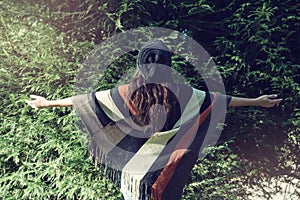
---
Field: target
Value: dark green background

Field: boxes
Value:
[0,0,299,199]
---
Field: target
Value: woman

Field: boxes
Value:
[26,41,282,200]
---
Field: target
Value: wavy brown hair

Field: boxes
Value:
[127,71,180,135]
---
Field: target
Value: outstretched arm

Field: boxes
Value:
[25,95,73,110]
[229,94,283,108]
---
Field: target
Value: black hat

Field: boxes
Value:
[137,41,172,81]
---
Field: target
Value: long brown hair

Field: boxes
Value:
[127,41,181,135]
[127,72,180,135]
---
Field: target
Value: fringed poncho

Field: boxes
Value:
[72,84,231,200]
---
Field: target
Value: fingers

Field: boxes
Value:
[267,94,278,99]
[26,94,45,110]
[29,94,43,100]
[273,98,283,103]
[25,99,38,110]
[268,95,283,107]
[268,94,283,103]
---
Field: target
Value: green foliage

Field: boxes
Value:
[0,1,122,199]
[1,0,299,199]
[183,142,244,200]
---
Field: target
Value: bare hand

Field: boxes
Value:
[255,94,283,108]
[25,95,49,110]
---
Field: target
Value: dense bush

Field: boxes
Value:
[1,0,299,199]
[0,1,122,199]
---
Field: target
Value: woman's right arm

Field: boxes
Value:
[25,95,73,110]
[229,94,283,108]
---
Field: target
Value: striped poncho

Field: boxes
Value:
[72,84,231,200]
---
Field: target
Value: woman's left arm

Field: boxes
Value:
[229,94,283,108]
